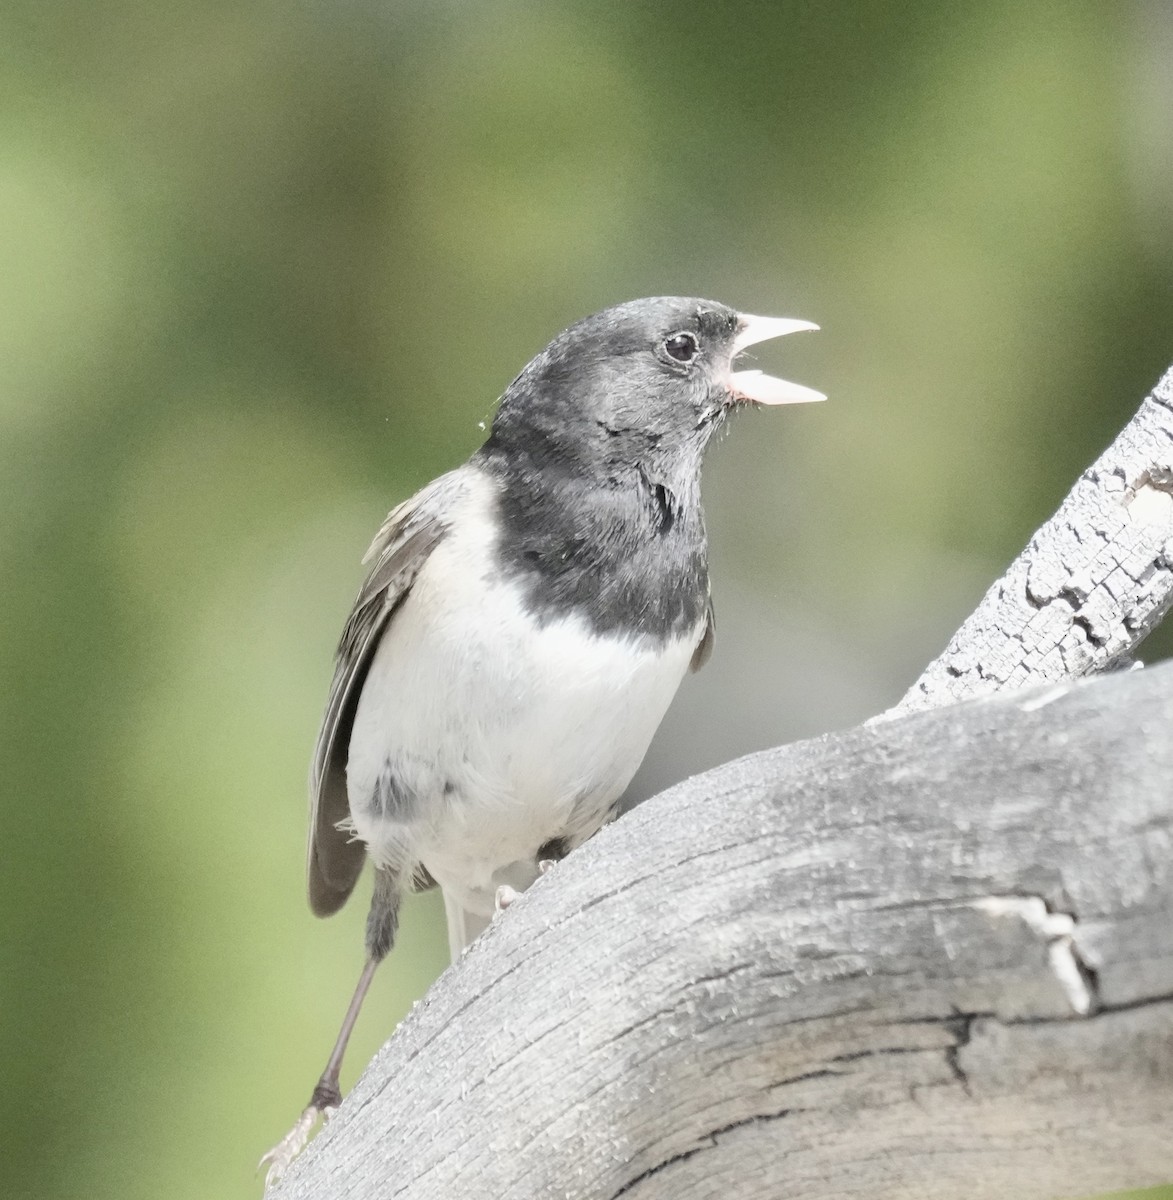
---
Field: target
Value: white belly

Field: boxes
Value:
[346,485,700,917]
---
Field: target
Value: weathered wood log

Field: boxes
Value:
[273,660,1173,1199]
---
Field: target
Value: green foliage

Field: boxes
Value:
[2,2,1170,1197]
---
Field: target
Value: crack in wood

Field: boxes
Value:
[609,1106,803,1199]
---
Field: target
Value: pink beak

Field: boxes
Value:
[728,314,825,405]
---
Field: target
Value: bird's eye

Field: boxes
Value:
[663,332,699,363]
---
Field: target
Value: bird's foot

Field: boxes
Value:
[258,1089,339,1188]
[538,859,557,875]
[494,884,521,914]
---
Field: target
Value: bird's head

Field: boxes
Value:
[485,297,822,480]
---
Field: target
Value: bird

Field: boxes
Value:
[261,296,822,1182]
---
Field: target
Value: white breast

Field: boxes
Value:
[346,473,701,917]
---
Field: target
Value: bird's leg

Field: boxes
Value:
[260,869,400,1187]
[538,859,557,875]
[259,957,379,1185]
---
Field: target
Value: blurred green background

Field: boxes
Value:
[3,1,1172,1198]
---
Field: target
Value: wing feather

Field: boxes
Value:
[689,598,715,672]
[306,470,466,917]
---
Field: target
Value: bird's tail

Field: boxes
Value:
[442,891,492,963]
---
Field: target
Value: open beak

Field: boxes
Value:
[728,314,825,405]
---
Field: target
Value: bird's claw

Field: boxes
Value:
[494,884,521,914]
[259,1104,328,1189]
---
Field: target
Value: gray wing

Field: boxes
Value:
[306,470,465,917]
[690,598,715,672]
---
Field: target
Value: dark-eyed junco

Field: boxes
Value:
[261,297,822,1181]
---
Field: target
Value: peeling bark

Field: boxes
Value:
[887,368,1173,716]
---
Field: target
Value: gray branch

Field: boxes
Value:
[887,367,1173,717]
[271,368,1173,1199]
[275,663,1173,1199]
